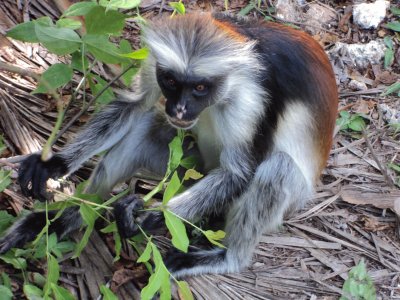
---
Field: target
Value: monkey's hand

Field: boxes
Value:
[18,154,68,201]
[114,194,164,238]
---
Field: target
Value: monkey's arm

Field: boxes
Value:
[115,146,254,236]
[19,99,145,200]
[168,147,254,220]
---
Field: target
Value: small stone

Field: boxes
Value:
[275,0,302,23]
[348,79,368,91]
[304,3,337,35]
[353,0,389,29]
[378,103,400,125]
[377,29,386,37]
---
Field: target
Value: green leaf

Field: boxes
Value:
[106,0,141,10]
[0,253,27,270]
[388,163,400,173]
[382,81,400,96]
[341,260,376,299]
[386,21,400,32]
[137,240,153,263]
[238,3,255,16]
[63,2,98,16]
[159,272,171,300]
[1,273,11,289]
[88,74,115,106]
[384,36,393,49]
[168,136,183,172]
[163,171,181,204]
[113,231,122,261]
[179,156,198,169]
[0,210,14,235]
[6,21,39,43]
[80,203,98,227]
[100,285,119,300]
[0,169,11,193]
[101,222,117,233]
[177,281,194,300]
[348,116,366,132]
[71,50,89,72]
[119,40,139,86]
[169,2,185,15]
[54,241,76,256]
[141,245,169,300]
[0,285,13,300]
[391,7,400,15]
[51,283,75,300]
[384,48,394,69]
[33,63,73,94]
[83,34,126,64]
[24,284,43,300]
[73,203,97,257]
[86,6,126,35]
[33,236,47,259]
[56,18,82,30]
[203,230,226,248]
[46,255,60,286]
[35,23,81,55]
[120,47,149,60]
[183,169,203,181]
[164,210,189,252]
[0,135,6,155]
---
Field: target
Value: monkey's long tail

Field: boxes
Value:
[0,206,81,254]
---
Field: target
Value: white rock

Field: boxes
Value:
[353,0,389,29]
[329,40,386,70]
[304,3,337,34]
[275,0,301,23]
[348,80,368,91]
[378,104,400,125]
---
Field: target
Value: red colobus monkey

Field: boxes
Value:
[0,13,337,277]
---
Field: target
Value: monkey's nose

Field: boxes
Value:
[176,104,186,119]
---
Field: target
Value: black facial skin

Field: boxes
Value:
[156,65,220,128]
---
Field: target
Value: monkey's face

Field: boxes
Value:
[156,66,218,130]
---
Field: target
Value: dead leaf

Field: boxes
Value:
[353,99,371,114]
[362,216,391,232]
[375,71,399,85]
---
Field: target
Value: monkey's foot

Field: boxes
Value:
[164,247,241,278]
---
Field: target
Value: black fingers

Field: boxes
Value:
[18,154,68,201]
[18,155,37,197]
[114,195,144,238]
[140,210,164,234]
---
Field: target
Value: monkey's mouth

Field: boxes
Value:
[167,116,198,130]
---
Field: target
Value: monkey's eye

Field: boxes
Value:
[193,84,209,96]
[195,84,205,91]
[166,78,176,87]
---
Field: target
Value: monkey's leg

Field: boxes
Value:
[165,151,313,277]
[0,207,80,253]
